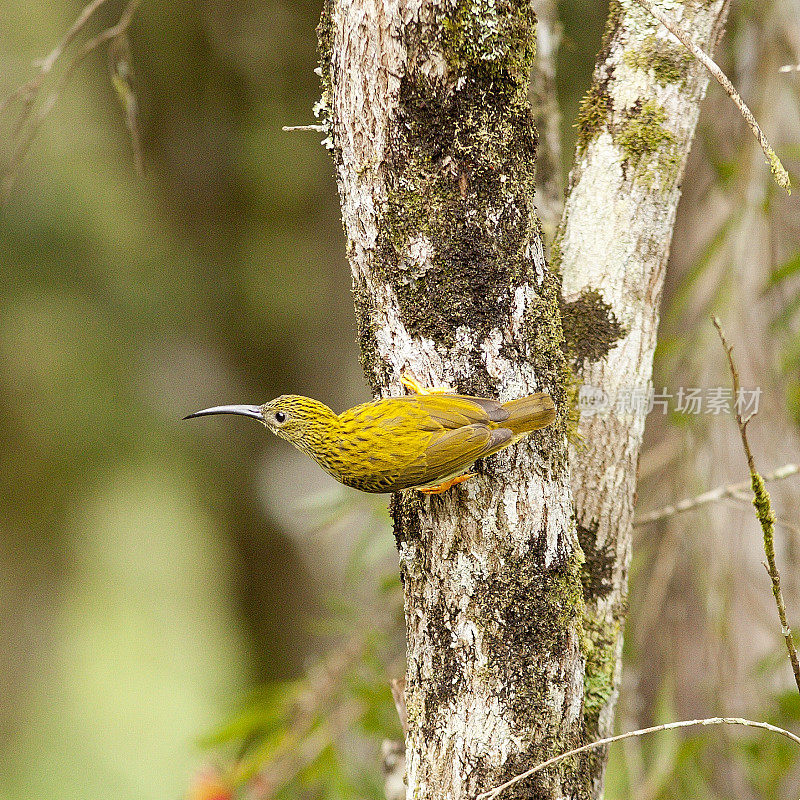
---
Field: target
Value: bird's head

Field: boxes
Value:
[184,395,338,456]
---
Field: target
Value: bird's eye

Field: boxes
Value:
[274,411,287,424]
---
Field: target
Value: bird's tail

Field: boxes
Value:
[502,393,556,435]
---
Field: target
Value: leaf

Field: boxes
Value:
[766,251,800,288]
[197,681,301,748]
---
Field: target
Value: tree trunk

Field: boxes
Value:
[318,1,585,797]
[557,0,730,795]
[318,0,731,797]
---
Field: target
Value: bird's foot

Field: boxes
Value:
[416,473,476,495]
[401,373,455,396]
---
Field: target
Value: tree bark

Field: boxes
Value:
[557,0,730,795]
[318,1,584,798]
[318,0,731,797]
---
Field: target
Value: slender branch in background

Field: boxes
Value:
[779,64,800,73]
[249,702,361,799]
[634,462,799,526]
[282,124,326,132]
[632,0,791,193]
[1,0,143,203]
[0,0,113,117]
[713,315,800,695]
[476,717,800,800]
[108,33,143,176]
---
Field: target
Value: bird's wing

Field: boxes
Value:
[393,393,510,430]
[410,424,513,488]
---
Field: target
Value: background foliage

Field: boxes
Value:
[1,0,799,798]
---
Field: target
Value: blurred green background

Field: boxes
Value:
[1,1,364,796]
[2,1,800,799]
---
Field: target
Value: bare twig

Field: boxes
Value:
[713,316,800,694]
[0,0,113,117]
[779,64,800,73]
[1,0,142,202]
[476,717,800,800]
[108,33,144,175]
[390,676,408,736]
[282,124,327,132]
[634,462,799,526]
[631,0,791,194]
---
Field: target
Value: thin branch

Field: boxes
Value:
[0,0,113,117]
[1,0,142,203]
[713,315,800,694]
[779,64,800,73]
[248,702,360,799]
[390,676,408,736]
[631,0,791,194]
[108,33,144,175]
[476,717,800,800]
[282,124,327,132]
[634,462,799,526]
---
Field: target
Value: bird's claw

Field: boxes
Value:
[401,373,455,396]
[416,473,476,494]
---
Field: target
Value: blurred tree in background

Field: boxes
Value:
[1,0,799,798]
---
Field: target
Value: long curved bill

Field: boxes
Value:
[183,404,264,421]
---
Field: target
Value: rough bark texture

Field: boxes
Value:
[318,1,585,798]
[556,1,730,795]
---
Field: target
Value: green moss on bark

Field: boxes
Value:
[597,0,623,65]
[314,0,335,137]
[576,82,612,155]
[576,518,619,732]
[617,99,679,185]
[475,549,587,796]
[581,613,619,731]
[440,0,537,82]
[377,65,539,358]
[478,556,584,721]
[574,0,623,154]
[576,519,615,602]
[623,33,693,86]
[315,0,333,94]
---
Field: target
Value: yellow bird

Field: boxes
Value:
[185,376,556,494]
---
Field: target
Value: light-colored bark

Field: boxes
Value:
[557,0,729,793]
[320,0,733,796]
[530,0,564,238]
[319,1,585,797]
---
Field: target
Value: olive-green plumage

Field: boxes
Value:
[185,386,556,493]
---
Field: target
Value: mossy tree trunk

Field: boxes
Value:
[557,1,729,795]
[318,1,584,798]
[317,0,729,798]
